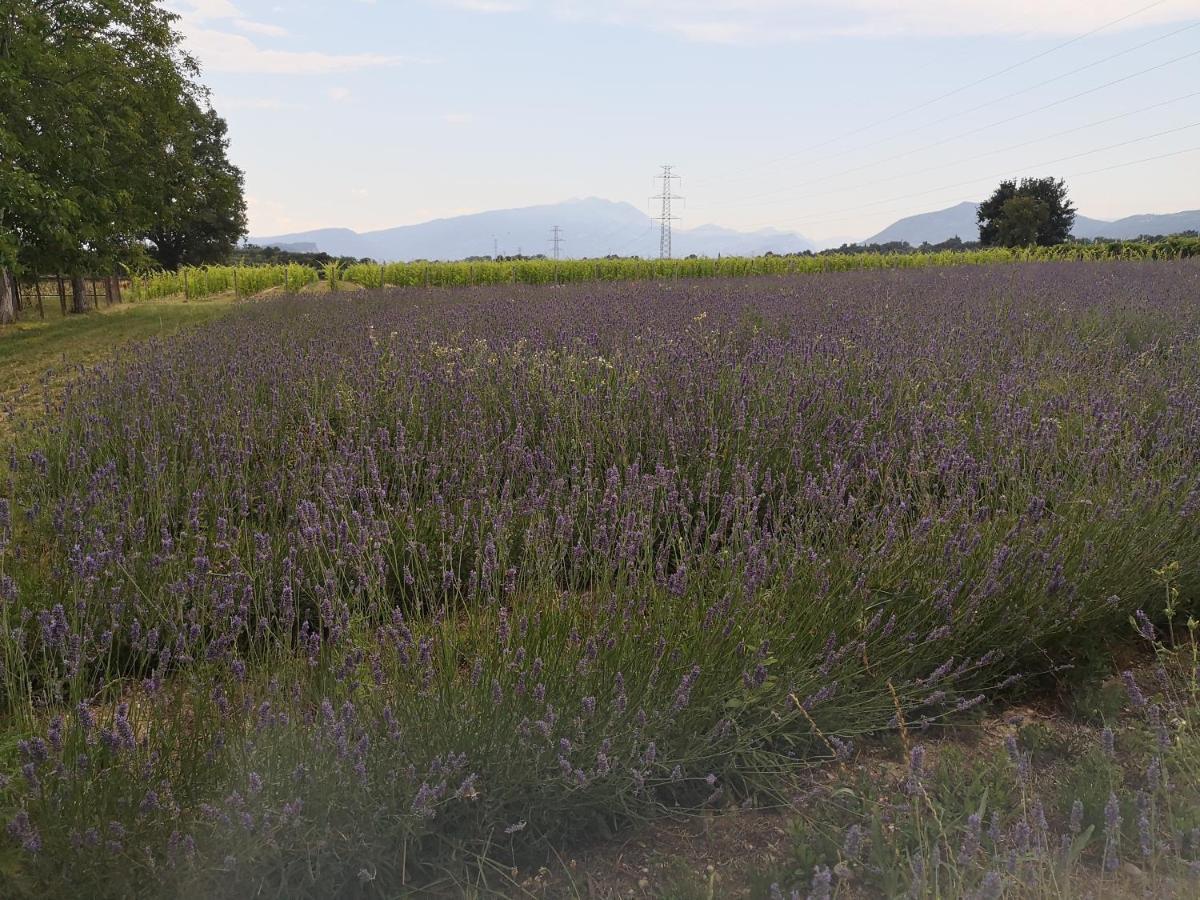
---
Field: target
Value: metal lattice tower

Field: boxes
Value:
[651,165,683,259]
[549,225,564,261]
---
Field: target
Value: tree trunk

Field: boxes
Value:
[71,273,87,314]
[56,274,67,316]
[104,276,115,305]
[0,267,15,325]
[110,274,122,303]
[34,274,44,319]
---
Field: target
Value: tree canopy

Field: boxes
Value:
[145,99,247,271]
[978,177,1075,248]
[0,0,247,321]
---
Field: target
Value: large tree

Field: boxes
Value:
[978,177,1075,248]
[0,1,245,322]
[145,98,247,270]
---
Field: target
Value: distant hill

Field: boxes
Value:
[865,202,982,245]
[866,202,1200,245]
[1071,210,1200,240]
[249,198,816,261]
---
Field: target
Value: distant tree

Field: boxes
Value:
[145,99,247,270]
[978,177,1075,247]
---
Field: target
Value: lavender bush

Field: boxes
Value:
[765,582,1200,900]
[2,260,1199,895]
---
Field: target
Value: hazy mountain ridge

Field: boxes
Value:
[866,202,1200,245]
[252,198,1200,261]
[250,198,816,261]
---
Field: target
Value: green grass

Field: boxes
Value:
[0,295,237,431]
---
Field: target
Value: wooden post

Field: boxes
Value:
[56,274,67,316]
[34,274,44,320]
[233,267,239,299]
[183,269,189,301]
[284,267,289,293]
[380,263,385,290]
[90,278,98,307]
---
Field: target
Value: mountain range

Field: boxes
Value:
[249,198,816,261]
[865,201,1200,245]
[249,198,1200,262]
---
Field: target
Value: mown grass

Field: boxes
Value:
[0,295,238,432]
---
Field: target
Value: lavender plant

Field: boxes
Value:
[2,260,1199,896]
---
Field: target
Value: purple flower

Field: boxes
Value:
[843,823,864,861]
[1103,792,1123,871]
[959,812,981,862]
[1122,671,1146,709]
[1134,609,1156,641]
[672,664,701,712]
[1069,799,1084,834]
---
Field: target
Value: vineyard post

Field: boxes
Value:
[233,267,239,299]
[380,263,385,290]
[183,269,189,301]
[34,273,44,319]
[284,267,289,293]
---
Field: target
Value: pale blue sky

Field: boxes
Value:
[172,1,1200,245]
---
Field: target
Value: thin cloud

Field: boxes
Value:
[214,96,302,110]
[184,27,410,74]
[233,18,289,37]
[444,0,528,11]
[441,0,1200,41]
[171,0,409,75]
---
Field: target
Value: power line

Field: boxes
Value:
[697,42,1200,214]
[722,144,1199,236]
[694,0,1178,187]
[611,225,656,257]
[771,133,1200,234]
[829,21,1200,173]
[703,90,1200,214]
[1069,142,1200,177]
[651,165,683,259]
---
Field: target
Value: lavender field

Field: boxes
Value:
[3,261,1200,896]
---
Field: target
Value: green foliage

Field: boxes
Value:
[128,264,318,301]
[978,177,1076,247]
[122,237,1200,302]
[1065,678,1126,725]
[232,243,371,269]
[144,100,247,270]
[0,1,245,293]
[339,238,1200,289]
